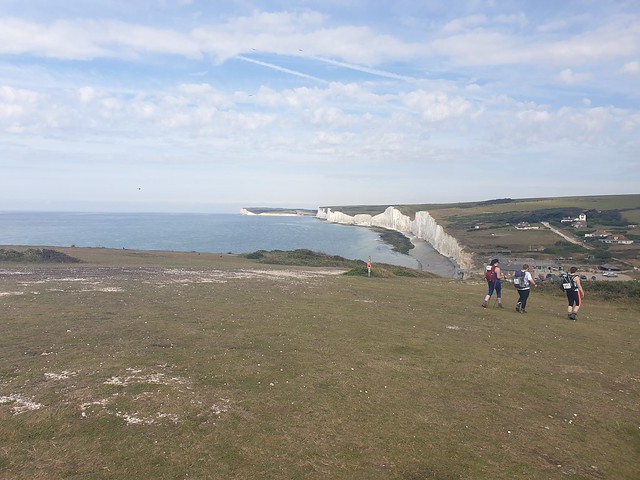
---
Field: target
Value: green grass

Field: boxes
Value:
[241,249,432,278]
[1,247,639,479]
[362,194,640,220]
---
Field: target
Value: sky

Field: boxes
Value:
[1,0,639,213]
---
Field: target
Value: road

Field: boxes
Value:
[540,222,593,249]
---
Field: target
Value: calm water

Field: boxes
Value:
[0,212,431,269]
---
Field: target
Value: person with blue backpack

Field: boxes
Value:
[513,264,537,313]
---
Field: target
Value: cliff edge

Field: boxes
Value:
[316,206,473,271]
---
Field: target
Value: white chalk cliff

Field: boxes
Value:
[316,206,473,270]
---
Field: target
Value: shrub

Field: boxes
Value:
[590,248,612,261]
[544,241,583,256]
[242,249,359,267]
[344,265,370,276]
[585,209,627,227]
[585,280,640,301]
[0,248,80,263]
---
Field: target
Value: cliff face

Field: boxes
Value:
[317,206,473,270]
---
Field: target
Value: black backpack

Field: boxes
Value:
[513,270,529,289]
[559,272,575,291]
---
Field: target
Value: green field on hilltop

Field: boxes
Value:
[324,195,640,226]
[1,248,639,479]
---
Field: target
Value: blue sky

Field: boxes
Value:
[1,0,638,213]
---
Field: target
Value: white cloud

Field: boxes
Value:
[431,12,640,67]
[441,14,487,34]
[78,87,97,103]
[619,60,640,75]
[494,13,528,28]
[536,14,591,33]
[559,68,590,84]
[516,109,551,123]
[400,91,472,122]
[0,11,426,67]
[0,18,107,59]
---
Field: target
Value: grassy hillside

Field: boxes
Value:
[1,247,639,479]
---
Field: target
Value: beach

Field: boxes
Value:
[407,235,459,277]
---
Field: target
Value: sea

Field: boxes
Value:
[0,212,457,276]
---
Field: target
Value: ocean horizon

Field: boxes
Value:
[0,211,458,276]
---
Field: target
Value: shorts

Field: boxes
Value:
[566,290,581,307]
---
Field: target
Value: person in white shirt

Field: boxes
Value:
[514,264,537,313]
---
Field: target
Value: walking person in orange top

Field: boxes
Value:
[482,258,504,308]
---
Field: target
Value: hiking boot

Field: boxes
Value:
[482,301,487,308]
[515,302,521,313]
[521,309,526,314]
[568,313,577,321]
[497,303,504,309]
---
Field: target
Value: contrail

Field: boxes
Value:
[236,55,328,84]
[310,56,419,82]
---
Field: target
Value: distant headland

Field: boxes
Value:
[240,207,317,217]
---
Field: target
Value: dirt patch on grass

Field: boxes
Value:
[1,265,347,295]
[0,394,44,414]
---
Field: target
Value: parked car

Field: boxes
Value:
[602,272,619,277]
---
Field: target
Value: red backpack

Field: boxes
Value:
[485,264,497,282]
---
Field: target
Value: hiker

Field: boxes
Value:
[513,264,537,313]
[565,266,585,321]
[482,258,503,308]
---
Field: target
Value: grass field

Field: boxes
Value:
[327,195,640,220]
[1,247,639,479]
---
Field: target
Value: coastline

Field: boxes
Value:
[0,212,414,270]
[316,206,472,273]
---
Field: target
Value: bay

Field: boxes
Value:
[0,212,457,276]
